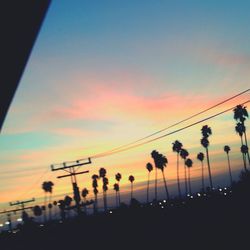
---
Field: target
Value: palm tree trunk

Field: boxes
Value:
[201,161,205,192]
[94,194,98,213]
[184,162,188,196]
[83,197,87,214]
[206,147,213,189]
[103,191,107,212]
[147,172,150,203]
[243,130,250,166]
[155,167,158,201]
[188,168,191,194]
[44,192,47,223]
[162,170,170,200]
[227,153,233,186]
[176,153,181,199]
[118,190,121,207]
[240,136,247,171]
[115,192,118,208]
[131,183,133,200]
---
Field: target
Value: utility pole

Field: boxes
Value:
[51,158,91,216]
[0,198,35,232]
[9,198,35,222]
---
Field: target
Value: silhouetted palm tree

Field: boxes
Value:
[224,145,233,186]
[113,183,119,207]
[185,158,193,194]
[233,105,250,166]
[92,174,99,213]
[180,148,189,196]
[99,168,108,212]
[235,122,247,170]
[115,173,122,205]
[197,152,205,191]
[64,195,73,218]
[157,153,170,200]
[129,175,135,200]
[241,145,249,171]
[58,200,66,220]
[151,150,159,201]
[81,188,89,214]
[234,105,250,166]
[146,162,153,203]
[201,125,213,189]
[172,140,183,198]
[42,181,54,222]
[53,201,57,219]
[33,205,42,222]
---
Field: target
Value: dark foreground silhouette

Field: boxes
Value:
[1,171,250,249]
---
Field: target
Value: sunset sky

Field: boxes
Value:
[0,1,250,221]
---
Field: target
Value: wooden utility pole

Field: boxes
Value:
[51,158,91,215]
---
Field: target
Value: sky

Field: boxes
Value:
[0,0,250,222]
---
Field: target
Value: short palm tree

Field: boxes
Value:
[172,140,183,199]
[115,173,122,205]
[224,145,233,186]
[241,145,249,171]
[201,125,213,189]
[185,158,193,195]
[33,205,42,222]
[180,148,189,196]
[42,181,54,222]
[197,152,205,191]
[151,150,160,201]
[235,122,247,170]
[113,183,119,207]
[92,174,99,213]
[64,195,73,218]
[157,153,170,200]
[146,163,153,203]
[129,175,135,200]
[81,188,89,214]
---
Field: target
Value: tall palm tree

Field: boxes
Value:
[99,168,108,212]
[241,145,249,171]
[146,162,153,203]
[151,150,160,201]
[81,188,89,214]
[197,152,205,192]
[224,145,233,186]
[115,173,122,205]
[113,183,119,208]
[235,122,247,170]
[129,175,135,200]
[172,140,183,199]
[201,125,213,189]
[58,199,66,220]
[234,105,250,166]
[180,148,189,196]
[33,205,42,222]
[185,158,193,195]
[92,174,99,213]
[64,195,73,219]
[42,181,54,222]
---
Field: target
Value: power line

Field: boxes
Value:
[77,99,250,160]
[52,89,249,166]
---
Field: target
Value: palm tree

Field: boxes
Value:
[241,145,249,171]
[58,200,66,221]
[224,145,233,186]
[172,140,183,198]
[129,175,135,200]
[235,122,247,170]
[197,152,205,192]
[99,168,108,212]
[201,125,213,189]
[81,188,89,214]
[146,163,153,203]
[64,195,73,218]
[185,158,193,195]
[234,105,250,166]
[92,174,99,213]
[33,205,42,222]
[113,183,119,207]
[157,153,170,200]
[151,150,160,201]
[42,181,54,222]
[115,173,122,206]
[180,148,189,196]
